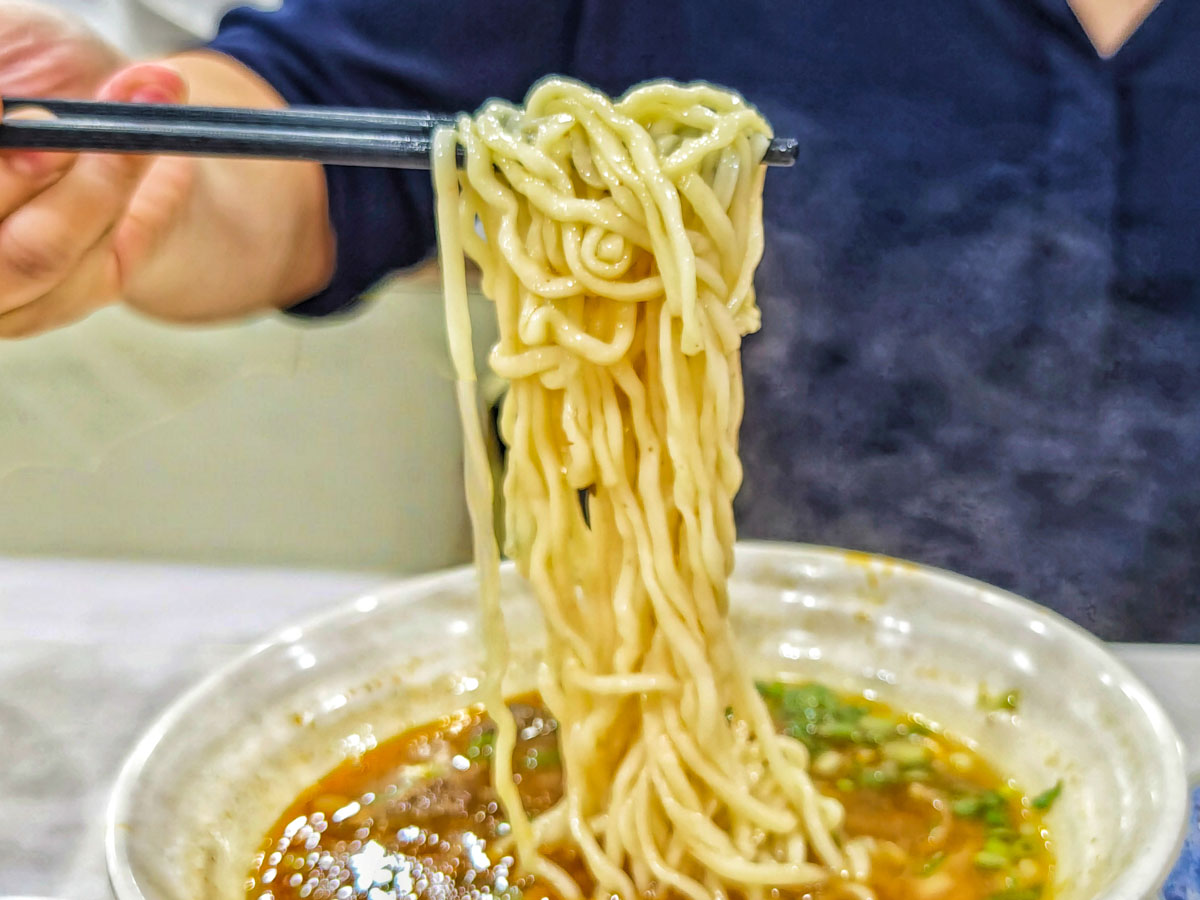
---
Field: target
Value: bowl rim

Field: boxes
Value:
[104,540,1190,900]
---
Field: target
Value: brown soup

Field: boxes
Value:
[246,683,1055,900]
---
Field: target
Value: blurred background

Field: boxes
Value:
[0,0,497,574]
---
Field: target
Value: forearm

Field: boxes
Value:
[121,51,334,322]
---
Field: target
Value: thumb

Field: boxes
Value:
[96,61,188,106]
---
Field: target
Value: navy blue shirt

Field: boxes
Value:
[210,0,1200,641]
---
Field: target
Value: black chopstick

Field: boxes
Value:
[3,96,460,134]
[0,114,444,170]
[0,97,800,170]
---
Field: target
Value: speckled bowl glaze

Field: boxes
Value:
[107,542,1189,900]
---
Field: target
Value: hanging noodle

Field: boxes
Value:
[433,76,869,900]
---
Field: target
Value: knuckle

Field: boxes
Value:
[0,222,73,283]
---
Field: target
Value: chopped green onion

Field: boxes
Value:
[952,789,1013,829]
[919,852,946,876]
[978,687,1021,712]
[1030,780,1063,811]
[882,739,931,767]
[530,748,560,769]
[984,806,1011,827]
[756,680,784,701]
[952,795,982,817]
[857,715,899,743]
[859,761,900,788]
[974,850,1010,870]
[981,791,1008,811]
[982,836,1013,859]
[1010,837,1038,857]
[815,720,859,741]
[760,681,894,753]
[770,682,841,716]
[466,728,496,759]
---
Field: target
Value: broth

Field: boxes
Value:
[246,684,1055,900]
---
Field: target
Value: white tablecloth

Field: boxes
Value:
[1,556,1197,898]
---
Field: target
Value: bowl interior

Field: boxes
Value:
[107,542,1187,900]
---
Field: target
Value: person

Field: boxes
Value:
[1,0,1197,641]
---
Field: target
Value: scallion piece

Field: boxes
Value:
[1031,780,1062,811]
[919,852,946,876]
[974,850,1009,870]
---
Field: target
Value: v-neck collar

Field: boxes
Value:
[1027,0,1181,70]
[1066,0,1163,57]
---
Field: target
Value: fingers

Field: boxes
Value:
[0,235,116,338]
[0,107,75,215]
[0,145,151,311]
[0,62,188,317]
[96,61,187,106]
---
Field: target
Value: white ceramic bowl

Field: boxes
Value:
[106,542,1189,900]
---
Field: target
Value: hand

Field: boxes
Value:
[0,4,333,335]
[0,2,191,336]
[0,0,125,99]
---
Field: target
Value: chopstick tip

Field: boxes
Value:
[765,137,799,167]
